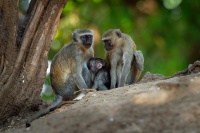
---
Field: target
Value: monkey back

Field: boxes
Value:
[50,42,94,97]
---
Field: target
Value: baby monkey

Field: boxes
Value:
[87,57,110,91]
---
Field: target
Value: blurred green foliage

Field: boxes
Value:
[20,0,200,76]
[49,0,200,76]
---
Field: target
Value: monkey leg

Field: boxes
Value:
[98,85,108,91]
[132,68,142,83]
[132,50,144,83]
[97,80,108,91]
[110,61,118,89]
[26,95,63,127]
[92,81,108,91]
[116,64,122,87]
[119,62,132,87]
[92,83,98,90]
[133,50,144,71]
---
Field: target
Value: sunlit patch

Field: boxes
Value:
[131,89,171,105]
[54,31,60,39]
[163,0,182,10]
[41,84,54,101]
[68,13,80,26]
[74,93,85,100]
[136,0,157,14]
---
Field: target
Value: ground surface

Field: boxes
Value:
[2,70,200,133]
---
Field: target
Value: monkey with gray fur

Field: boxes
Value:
[87,57,110,91]
[26,29,94,127]
[102,29,144,89]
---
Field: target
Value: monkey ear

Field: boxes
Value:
[72,33,78,42]
[115,29,122,38]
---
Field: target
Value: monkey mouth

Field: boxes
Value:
[84,43,92,48]
[105,46,113,51]
[105,44,113,51]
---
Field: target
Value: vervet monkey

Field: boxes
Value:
[102,29,144,89]
[26,29,94,127]
[87,57,110,91]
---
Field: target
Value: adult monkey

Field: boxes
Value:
[102,29,144,89]
[26,29,94,127]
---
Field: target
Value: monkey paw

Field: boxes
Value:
[73,92,86,101]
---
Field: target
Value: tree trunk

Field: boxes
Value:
[0,0,67,125]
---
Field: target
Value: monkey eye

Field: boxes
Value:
[81,36,86,39]
[104,40,111,45]
[87,35,92,38]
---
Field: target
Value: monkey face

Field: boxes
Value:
[103,39,113,51]
[102,29,122,51]
[90,61,102,72]
[80,34,93,48]
[88,58,106,72]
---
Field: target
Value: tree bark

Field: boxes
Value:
[0,0,67,125]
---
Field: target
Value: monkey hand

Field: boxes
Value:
[73,89,97,100]
[73,92,85,101]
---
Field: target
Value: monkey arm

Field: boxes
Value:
[117,64,122,85]
[91,83,98,90]
[73,73,89,90]
[110,60,117,89]
[73,73,90,100]
[73,56,90,90]
[119,60,132,87]
[97,83,108,91]
[119,49,133,87]
[92,80,108,91]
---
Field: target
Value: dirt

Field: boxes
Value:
[1,71,200,133]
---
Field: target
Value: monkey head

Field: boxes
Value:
[88,57,107,72]
[72,29,94,48]
[102,29,122,51]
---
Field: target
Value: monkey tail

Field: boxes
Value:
[25,95,63,127]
